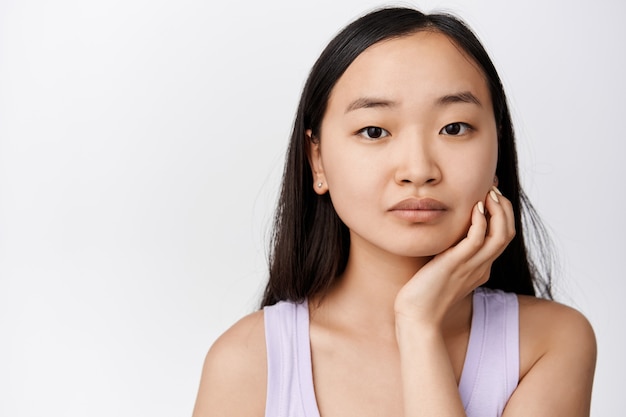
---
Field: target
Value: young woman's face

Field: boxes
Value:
[309,31,498,258]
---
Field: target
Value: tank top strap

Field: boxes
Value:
[263,300,320,417]
[458,287,520,417]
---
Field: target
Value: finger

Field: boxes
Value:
[489,186,515,234]
[466,200,489,243]
[441,201,488,264]
[479,187,515,260]
[488,186,515,240]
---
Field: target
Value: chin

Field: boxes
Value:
[390,242,455,259]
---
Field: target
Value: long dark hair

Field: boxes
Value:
[261,7,553,307]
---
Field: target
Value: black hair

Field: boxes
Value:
[261,7,553,307]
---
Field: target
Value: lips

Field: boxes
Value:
[388,198,448,222]
[389,198,448,211]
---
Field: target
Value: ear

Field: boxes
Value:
[305,129,328,195]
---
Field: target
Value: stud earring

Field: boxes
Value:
[493,175,498,185]
[317,182,323,188]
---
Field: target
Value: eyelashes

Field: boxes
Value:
[357,126,391,140]
[439,122,472,136]
[356,122,473,140]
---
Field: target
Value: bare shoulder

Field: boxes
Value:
[192,310,267,417]
[503,296,596,416]
[517,295,596,361]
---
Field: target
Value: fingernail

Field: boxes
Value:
[492,185,503,196]
[489,190,500,203]
[477,201,485,214]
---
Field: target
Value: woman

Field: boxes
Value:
[193,7,596,417]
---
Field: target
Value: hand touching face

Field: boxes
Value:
[394,186,515,327]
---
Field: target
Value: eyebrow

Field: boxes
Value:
[436,91,482,107]
[345,97,397,113]
[344,91,482,114]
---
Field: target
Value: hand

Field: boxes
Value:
[394,186,515,329]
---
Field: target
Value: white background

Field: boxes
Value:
[1,0,624,415]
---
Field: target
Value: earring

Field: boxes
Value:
[493,175,498,185]
[317,182,323,188]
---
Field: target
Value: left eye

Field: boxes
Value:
[440,122,471,136]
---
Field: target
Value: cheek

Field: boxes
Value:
[319,144,388,226]
[322,150,371,205]
[320,138,384,190]
[448,141,498,200]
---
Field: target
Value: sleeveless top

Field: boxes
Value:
[263,287,519,417]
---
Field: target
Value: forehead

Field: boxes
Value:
[327,31,492,110]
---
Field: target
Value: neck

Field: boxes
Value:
[310,236,472,339]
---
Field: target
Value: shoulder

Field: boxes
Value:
[192,310,267,417]
[517,295,596,363]
[503,296,596,416]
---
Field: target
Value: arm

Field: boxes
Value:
[395,317,467,416]
[191,311,267,417]
[394,188,515,417]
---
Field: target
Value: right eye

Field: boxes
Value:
[357,126,390,140]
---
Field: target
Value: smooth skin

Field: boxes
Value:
[192,31,596,417]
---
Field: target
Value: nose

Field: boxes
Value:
[393,132,442,186]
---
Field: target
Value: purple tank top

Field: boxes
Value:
[263,287,519,417]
